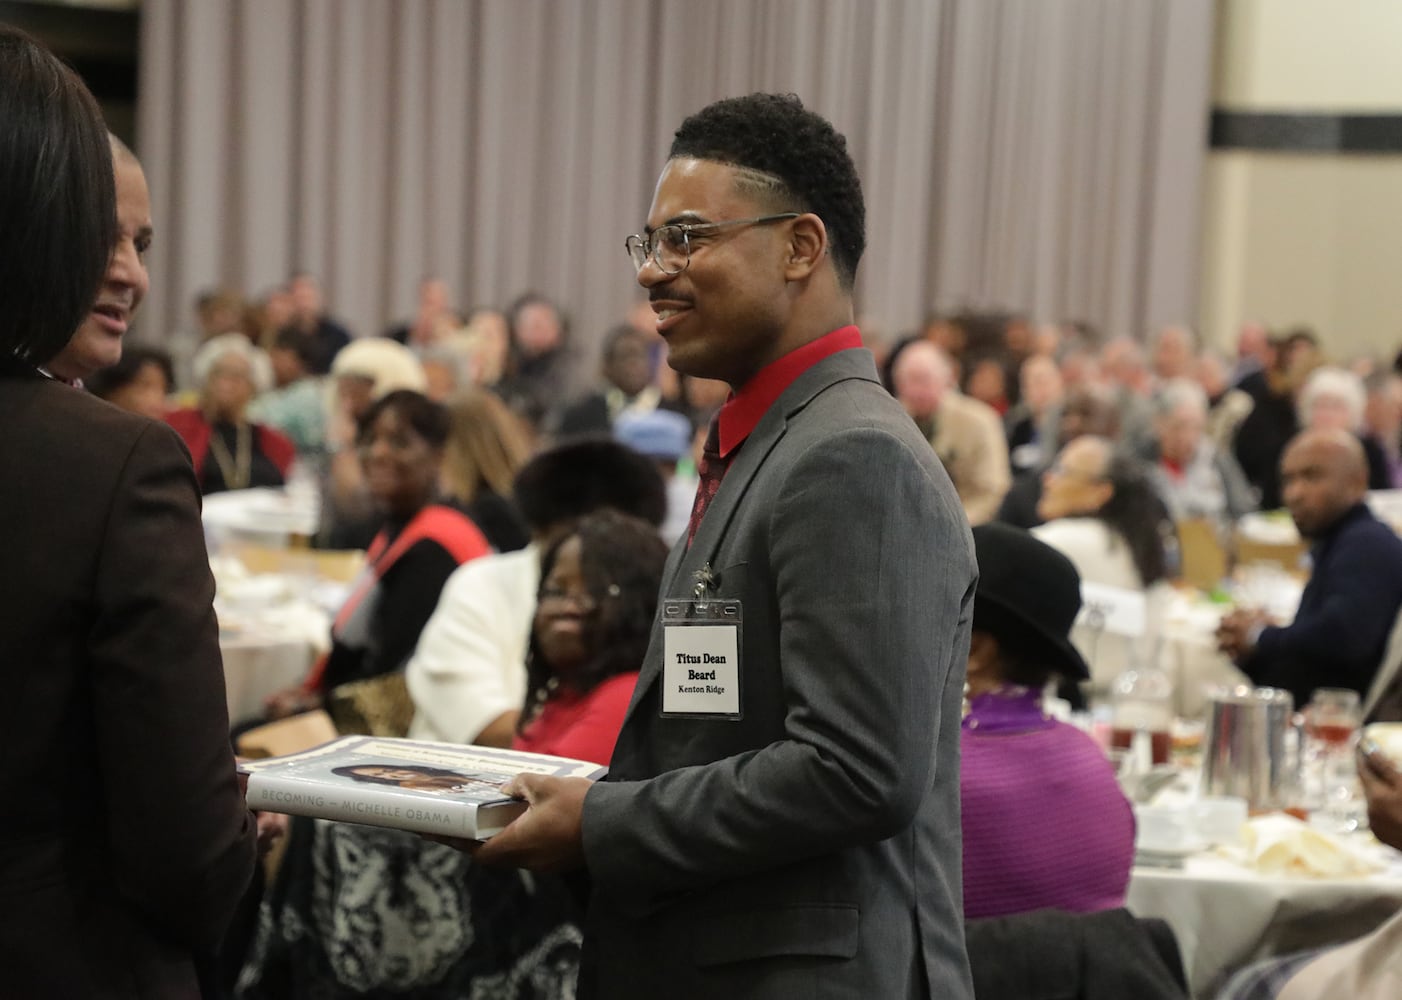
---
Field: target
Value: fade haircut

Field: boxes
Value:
[0,26,117,365]
[670,93,865,291]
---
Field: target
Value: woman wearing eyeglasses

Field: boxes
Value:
[240,509,668,999]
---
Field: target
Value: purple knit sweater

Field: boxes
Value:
[960,690,1136,920]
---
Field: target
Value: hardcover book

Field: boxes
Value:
[239,734,605,839]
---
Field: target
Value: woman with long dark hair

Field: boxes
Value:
[515,509,670,761]
[1033,435,1173,691]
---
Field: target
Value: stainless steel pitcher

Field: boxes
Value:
[1201,685,1299,810]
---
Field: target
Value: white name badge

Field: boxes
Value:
[661,599,742,718]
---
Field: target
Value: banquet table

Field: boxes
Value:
[1127,848,1402,998]
[212,555,343,726]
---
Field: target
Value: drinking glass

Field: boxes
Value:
[1304,688,1364,832]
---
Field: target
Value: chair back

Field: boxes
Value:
[1176,517,1227,592]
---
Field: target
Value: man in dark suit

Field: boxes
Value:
[1218,428,1402,707]
[0,27,258,997]
[476,93,976,998]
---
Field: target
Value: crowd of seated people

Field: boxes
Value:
[75,262,1402,997]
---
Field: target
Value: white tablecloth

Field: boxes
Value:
[1127,851,1402,997]
[221,632,316,724]
[212,561,338,725]
[202,486,320,547]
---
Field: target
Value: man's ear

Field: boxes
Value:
[783,213,828,281]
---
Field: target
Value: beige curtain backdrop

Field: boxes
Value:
[136,0,1213,376]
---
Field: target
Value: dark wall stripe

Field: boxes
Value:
[1212,110,1402,154]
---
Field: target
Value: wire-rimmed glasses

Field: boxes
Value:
[624,213,800,275]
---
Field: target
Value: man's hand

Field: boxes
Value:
[1216,607,1269,662]
[1359,745,1402,851]
[471,774,592,873]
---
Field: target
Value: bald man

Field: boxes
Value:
[891,339,1010,524]
[1217,429,1402,707]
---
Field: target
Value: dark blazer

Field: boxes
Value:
[579,349,977,999]
[0,370,257,997]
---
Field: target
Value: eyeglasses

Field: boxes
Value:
[538,582,621,613]
[624,213,800,275]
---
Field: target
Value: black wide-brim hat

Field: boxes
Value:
[971,522,1091,682]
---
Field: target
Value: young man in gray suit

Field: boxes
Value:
[475,92,977,998]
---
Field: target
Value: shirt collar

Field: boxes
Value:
[716,325,862,457]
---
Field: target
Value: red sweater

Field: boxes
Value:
[164,407,297,482]
[512,673,638,766]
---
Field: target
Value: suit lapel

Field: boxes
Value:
[622,349,881,728]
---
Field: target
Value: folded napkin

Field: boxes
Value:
[1222,814,1382,878]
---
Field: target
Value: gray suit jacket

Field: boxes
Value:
[580,348,976,999]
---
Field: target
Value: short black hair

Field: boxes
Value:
[356,389,450,449]
[670,92,865,290]
[512,439,668,532]
[86,345,174,401]
[0,26,117,365]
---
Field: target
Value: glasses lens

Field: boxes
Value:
[653,226,688,275]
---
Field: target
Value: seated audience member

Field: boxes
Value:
[615,408,696,544]
[961,523,1135,919]
[1230,320,1273,388]
[1004,353,1064,475]
[321,336,427,548]
[166,333,296,494]
[1033,436,1172,690]
[239,509,669,998]
[1142,378,1255,533]
[247,327,327,461]
[1235,330,1320,510]
[1149,324,1197,382]
[496,291,574,432]
[550,325,686,439]
[170,287,243,392]
[264,391,490,721]
[890,337,1011,524]
[383,276,459,348]
[86,344,173,421]
[1362,371,1402,489]
[1298,366,1391,490]
[963,353,1010,416]
[997,384,1121,529]
[515,509,670,761]
[461,306,512,392]
[0,28,257,995]
[418,333,480,402]
[286,271,352,374]
[1197,348,1255,454]
[1215,744,1402,1000]
[1218,429,1402,708]
[406,440,667,747]
[1098,334,1155,451]
[440,387,533,553]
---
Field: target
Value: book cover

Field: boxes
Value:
[240,735,606,839]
